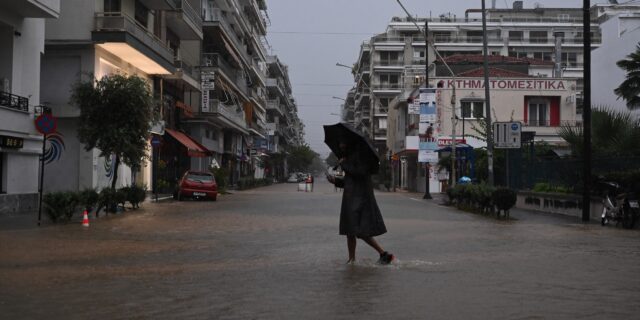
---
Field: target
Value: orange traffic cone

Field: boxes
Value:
[82,210,90,227]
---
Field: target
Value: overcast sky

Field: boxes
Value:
[265,0,602,158]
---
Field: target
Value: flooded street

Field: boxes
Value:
[2,181,640,319]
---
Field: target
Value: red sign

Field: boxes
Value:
[439,79,567,91]
[35,114,57,135]
[438,138,466,147]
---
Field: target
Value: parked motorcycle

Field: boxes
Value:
[600,181,639,229]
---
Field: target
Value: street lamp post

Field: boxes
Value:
[582,0,592,222]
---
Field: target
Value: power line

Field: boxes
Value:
[293,83,354,87]
[269,31,375,36]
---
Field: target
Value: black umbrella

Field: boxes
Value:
[323,122,379,174]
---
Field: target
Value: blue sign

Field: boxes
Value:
[35,114,57,135]
[151,136,162,147]
[511,123,520,131]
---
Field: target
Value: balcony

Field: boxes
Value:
[266,99,284,116]
[374,59,404,67]
[166,0,203,40]
[167,58,200,90]
[0,0,60,18]
[203,6,251,65]
[137,0,177,10]
[0,91,29,113]
[203,99,247,131]
[93,13,174,74]
[371,83,402,92]
[202,53,249,96]
[266,78,288,98]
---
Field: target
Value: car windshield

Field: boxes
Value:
[187,173,214,182]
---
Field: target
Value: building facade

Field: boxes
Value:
[0,0,60,213]
[591,3,640,115]
[348,1,602,157]
[41,0,203,193]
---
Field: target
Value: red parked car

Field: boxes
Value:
[174,171,218,201]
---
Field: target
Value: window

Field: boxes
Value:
[508,51,528,59]
[467,31,483,43]
[460,101,485,119]
[508,31,523,41]
[561,52,578,67]
[528,100,550,126]
[379,118,388,130]
[433,32,451,42]
[533,52,552,61]
[134,0,149,27]
[104,0,121,12]
[529,31,548,43]
[379,74,399,88]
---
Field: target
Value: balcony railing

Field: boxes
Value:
[204,99,246,129]
[374,59,404,67]
[0,91,29,112]
[371,84,402,90]
[202,53,248,95]
[175,59,199,81]
[202,6,250,64]
[94,12,174,62]
[176,0,201,29]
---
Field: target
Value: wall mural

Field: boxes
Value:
[44,133,66,165]
[104,154,116,181]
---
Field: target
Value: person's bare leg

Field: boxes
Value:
[361,237,384,255]
[347,235,356,263]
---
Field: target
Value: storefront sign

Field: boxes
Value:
[201,90,210,113]
[438,138,466,147]
[0,135,24,149]
[439,79,567,91]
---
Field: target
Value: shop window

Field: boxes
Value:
[461,100,485,119]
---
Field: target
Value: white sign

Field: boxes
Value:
[201,90,210,113]
[493,122,522,149]
[408,101,420,114]
[202,71,215,90]
[418,150,438,163]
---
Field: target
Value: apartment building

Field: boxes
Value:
[41,0,203,193]
[592,3,640,114]
[265,55,303,153]
[0,0,60,213]
[185,0,270,185]
[348,1,602,156]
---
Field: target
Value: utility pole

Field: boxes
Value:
[423,19,432,199]
[582,0,592,222]
[481,0,495,186]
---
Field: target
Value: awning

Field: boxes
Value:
[165,128,211,158]
[222,36,244,67]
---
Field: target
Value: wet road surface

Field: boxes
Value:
[1,181,640,319]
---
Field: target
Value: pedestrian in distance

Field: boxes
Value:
[326,140,394,265]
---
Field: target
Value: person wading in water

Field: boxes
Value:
[327,140,394,265]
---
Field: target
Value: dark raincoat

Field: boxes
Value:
[334,150,387,238]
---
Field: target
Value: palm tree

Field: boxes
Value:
[558,107,640,157]
[615,44,640,110]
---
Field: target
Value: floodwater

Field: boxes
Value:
[1,181,640,319]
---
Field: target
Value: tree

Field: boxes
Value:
[286,145,317,173]
[615,44,640,110]
[71,74,154,189]
[558,107,640,157]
